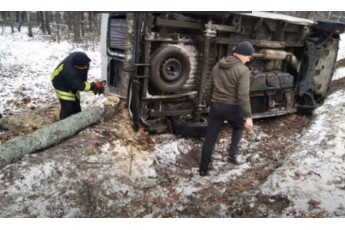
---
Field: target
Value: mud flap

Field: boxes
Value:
[296,91,318,116]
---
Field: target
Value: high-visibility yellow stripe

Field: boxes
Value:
[55,89,76,101]
[55,89,74,97]
[84,82,91,91]
[51,64,64,80]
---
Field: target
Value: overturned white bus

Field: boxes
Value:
[101,12,345,137]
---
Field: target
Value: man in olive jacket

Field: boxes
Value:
[199,41,254,176]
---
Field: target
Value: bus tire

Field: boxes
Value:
[150,46,191,93]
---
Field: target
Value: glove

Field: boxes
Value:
[91,81,105,95]
[95,81,105,95]
[95,81,103,89]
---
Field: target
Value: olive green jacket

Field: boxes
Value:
[211,55,252,118]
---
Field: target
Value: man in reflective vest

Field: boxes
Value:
[52,51,104,120]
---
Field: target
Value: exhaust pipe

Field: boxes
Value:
[253,49,299,71]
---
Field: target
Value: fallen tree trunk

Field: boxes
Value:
[0,106,103,170]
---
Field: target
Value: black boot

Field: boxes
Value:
[199,170,208,176]
[227,155,238,165]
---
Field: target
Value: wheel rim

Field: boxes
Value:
[160,58,183,82]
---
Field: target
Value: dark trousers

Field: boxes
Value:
[199,102,244,172]
[59,98,81,120]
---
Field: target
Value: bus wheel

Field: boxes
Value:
[150,46,191,93]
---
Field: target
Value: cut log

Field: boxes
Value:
[103,95,121,121]
[0,106,103,170]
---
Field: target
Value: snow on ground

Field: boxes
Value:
[0,27,104,116]
[337,33,345,61]
[1,27,345,217]
[260,33,345,217]
[260,90,345,217]
[333,34,345,81]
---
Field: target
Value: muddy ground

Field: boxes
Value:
[1,71,345,217]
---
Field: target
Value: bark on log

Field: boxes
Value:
[103,95,121,121]
[0,106,103,170]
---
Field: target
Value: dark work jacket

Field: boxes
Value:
[51,53,92,101]
[211,55,252,118]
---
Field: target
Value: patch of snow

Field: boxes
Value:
[332,67,345,81]
[260,90,345,217]
[337,33,345,61]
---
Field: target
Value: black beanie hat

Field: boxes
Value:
[234,41,254,56]
[72,52,91,67]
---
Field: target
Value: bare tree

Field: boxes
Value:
[0,12,5,35]
[8,12,16,33]
[276,11,345,23]
[38,12,46,34]
[81,12,85,38]
[16,12,23,32]
[44,12,51,35]
[55,12,62,43]
[73,11,82,43]
[88,11,93,32]
[0,11,99,42]
[92,12,101,33]
[65,12,73,31]
[27,11,33,37]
